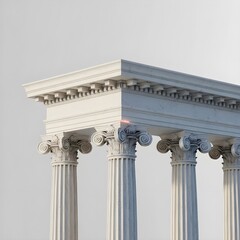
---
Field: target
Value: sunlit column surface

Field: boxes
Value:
[38,134,92,240]
[157,133,211,240]
[209,140,240,240]
[92,125,152,240]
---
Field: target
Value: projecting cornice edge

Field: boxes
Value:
[23,59,240,108]
[121,60,240,99]
[23,60,122,98]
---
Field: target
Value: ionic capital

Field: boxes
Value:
[38,134,92,164]
[157,133,211,163]
[209,139,240,169]
[92,125,152,158]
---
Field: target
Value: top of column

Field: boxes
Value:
[23,60,240,141]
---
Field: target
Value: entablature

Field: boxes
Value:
[23,60,240,143]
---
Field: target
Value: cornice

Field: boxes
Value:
[23,59,240,110]
[121,60,240,98]
[23,60,122,98]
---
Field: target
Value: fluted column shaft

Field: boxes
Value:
[38,134,92,240]
[50,150,78,240]
[224,163,240,240]
[157,134,211,240]
[171,147,198,240]
[107,150,137,240]
[92,125,152,240]
[209,141,240,240]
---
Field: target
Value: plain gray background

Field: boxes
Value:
[1,0,240,239]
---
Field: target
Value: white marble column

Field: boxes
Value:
[157,134,211,240]
[38,134,92,240]
[92,125,152,240]
[209,140,240,240]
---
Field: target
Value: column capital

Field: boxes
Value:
[209,138,240,169]
[92,124,152,158]
[157,133,211,153]
[157,133,211,163]
[38,133,92,164]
